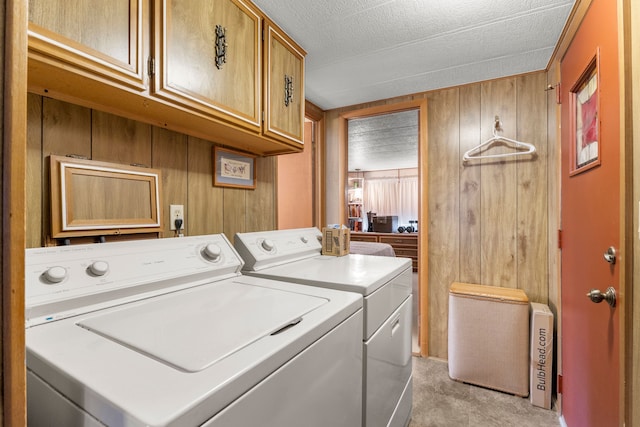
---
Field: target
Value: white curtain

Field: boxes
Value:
[364,175,418,230]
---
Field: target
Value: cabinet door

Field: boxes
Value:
[155,0,261,131]
[264,24,305,146]
[28,0,147,90]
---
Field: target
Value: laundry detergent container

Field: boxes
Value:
[448,282,530,396]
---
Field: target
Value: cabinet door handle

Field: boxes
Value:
[215,25,227,69]
[284,74,294,106]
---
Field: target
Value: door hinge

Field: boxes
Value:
[147,57,155,78]
[556,83,561,104]
[557,374,563,394]
[558,229,563,249]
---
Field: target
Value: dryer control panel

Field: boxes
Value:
[235,228,323,271]
[25,234,243,326]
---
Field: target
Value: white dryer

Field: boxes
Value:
[25,234,363,426]
[234,227,413,427]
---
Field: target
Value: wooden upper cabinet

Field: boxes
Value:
[264,23,305,146]
[28,0,147,91]
[27,0,306,156]
[154,0,262,131]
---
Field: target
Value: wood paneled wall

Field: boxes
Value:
[326,71,554,358]
[26,95,276,248]
[427,73,549,358]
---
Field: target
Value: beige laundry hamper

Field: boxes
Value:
[448,282,530,396]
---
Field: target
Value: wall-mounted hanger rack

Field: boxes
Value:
[462,116,536,163]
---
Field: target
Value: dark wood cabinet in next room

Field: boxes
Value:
[351,232,418,271]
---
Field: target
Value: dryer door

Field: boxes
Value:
[364,295,413,427]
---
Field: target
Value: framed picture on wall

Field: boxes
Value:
[213,146,256,189]
[569,49,600,176]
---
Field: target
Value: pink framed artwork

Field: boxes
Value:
[569,49,600,176]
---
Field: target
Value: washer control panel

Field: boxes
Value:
[25,234,243,326]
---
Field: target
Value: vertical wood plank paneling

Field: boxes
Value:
[327,74,550,358]
[42,97,92,157]
[187,137,224,236]
[459,85,482,284]
[151,127,188,237]
[426,88,460,359]
[480,78,518,288]
[223,188,247,240]
[27,94,43,248]
[246,156,276,232]
[27,99,277,247]
[41,98,92,243]
[91,110,151,166]
[516,73,549,302]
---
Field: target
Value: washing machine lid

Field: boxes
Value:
[27,275,361,426]
[77,280,326,372]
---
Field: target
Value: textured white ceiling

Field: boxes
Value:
[348,110,418,171]
[253,0,575,110]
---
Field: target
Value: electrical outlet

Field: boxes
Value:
[170,204,184,230]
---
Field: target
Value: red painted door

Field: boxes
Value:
[560,0,620,426]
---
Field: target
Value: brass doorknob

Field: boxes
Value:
[586,287,616,307]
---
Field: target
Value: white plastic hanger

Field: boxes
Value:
[462,116,536,163]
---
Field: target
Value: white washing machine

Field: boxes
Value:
[25,234,363,427]
[234,227,413,427]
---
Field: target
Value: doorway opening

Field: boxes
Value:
[339,99,428,356]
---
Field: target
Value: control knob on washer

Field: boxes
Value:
[44,266,67,283]
[89,261,109,276]
[202,243,222,261]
